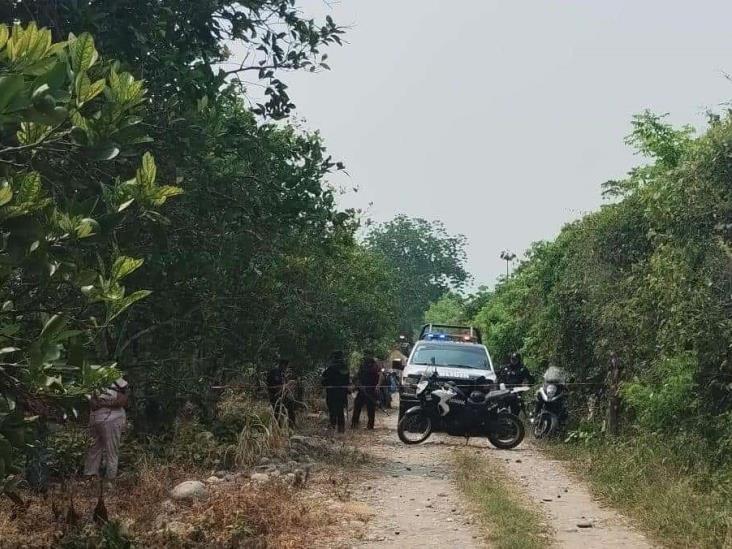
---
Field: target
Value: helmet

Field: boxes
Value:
[510,352,521,365]
[469,391,486,404]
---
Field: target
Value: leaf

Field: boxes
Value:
[74,72,91,104]
[111,256,144,280]
[0,181,12,207]
[0,75,25,113]
[151,185,184,206]
[40,314,65,339]
[69,33,98,73]
[75,218,99,239]
[0,347,19,355]
[75,73,105,105]
[108,289,152,321]
[32,60,66,92]
[137,152,156,188]
[117,198,135,212]
[88,142,120,161]
[84,78,106,103]
[0,24,8,50]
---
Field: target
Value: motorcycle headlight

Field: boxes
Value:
[416,380,429,395]
[546,384,558,397]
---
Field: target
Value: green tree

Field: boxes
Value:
[0,23,180,498]
[367,215,469,334]
[424,293,467,325]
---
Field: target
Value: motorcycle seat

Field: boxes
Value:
[485,389,510,401]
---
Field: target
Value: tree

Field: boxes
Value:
[4,0,345,119]
[470,108,732,447]
[367,215,469,334]
[0,23,180,498]
[424,293,467,325]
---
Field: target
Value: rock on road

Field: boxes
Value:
[336,405,655,549]
[348,414,482,548]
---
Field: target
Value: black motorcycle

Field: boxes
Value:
[532,367,568,438]
[397,371,525,449]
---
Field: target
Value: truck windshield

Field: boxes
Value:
[411,345,490,370]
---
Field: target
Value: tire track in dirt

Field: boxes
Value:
[343,413,483,548]
[481,442,657,548]
[333,404,657,548]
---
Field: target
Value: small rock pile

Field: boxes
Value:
[153,434,329,538]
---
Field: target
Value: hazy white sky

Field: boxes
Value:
[240,1,732,287]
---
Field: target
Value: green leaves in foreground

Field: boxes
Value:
[0,23,180,501]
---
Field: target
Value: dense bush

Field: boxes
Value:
[470,111,732,454]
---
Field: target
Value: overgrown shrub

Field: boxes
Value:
[622,353,698,432]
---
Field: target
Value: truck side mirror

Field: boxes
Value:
[391,359,404,370]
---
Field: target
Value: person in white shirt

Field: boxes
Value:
[83,377,129,479]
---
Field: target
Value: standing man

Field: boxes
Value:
[351,351,379,430]
[322,350,350,433]
[267,358,296,427]
[84,377,129,481]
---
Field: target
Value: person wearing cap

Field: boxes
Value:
[267,358,296,427]
[83,377,129,479]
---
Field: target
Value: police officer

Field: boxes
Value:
[351,351,379,430]
[498,352,535,386]
[498,353,535,416]
[322,350,350,433]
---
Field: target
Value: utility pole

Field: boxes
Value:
[500,250,516,279]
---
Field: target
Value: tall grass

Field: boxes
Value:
[454,450,549,549]
[547,436,732,548]
[215,392,290,467]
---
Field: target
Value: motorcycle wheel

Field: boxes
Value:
[533,412,558,439]
[397,408,433,445]
[487,412,525,449]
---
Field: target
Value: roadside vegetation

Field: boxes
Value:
[434,107,732,545]
[546,437,732,549]
[454,450,549,549]
[0,2,469,545]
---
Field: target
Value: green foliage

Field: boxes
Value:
[470,108,732,447]
[367,215,469,333]
[5,1,345,120]
[622,353,698,433]
[424,293,467,325]
[549,437,732,548]
[0,23,180,499]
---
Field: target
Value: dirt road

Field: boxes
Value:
[348,415,483,548]
[343,409,655,549]
[493,444,655,548]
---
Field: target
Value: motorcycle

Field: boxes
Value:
[397,371,525,449]
[498,384,532,417]
[532,366,568,438]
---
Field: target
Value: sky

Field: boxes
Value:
[236,1,732,288]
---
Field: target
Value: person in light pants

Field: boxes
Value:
[84,378,129,479]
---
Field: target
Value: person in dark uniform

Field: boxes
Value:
[351,351,379,430]
[498,352,535,416]
[266,358,296,427]
[498,352,535,386]
[322,350,350,433]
